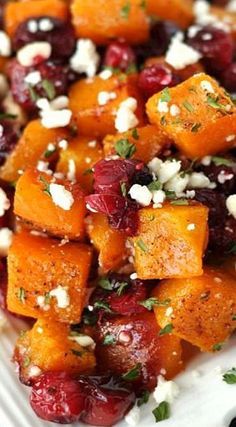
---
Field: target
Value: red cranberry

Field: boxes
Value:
[108,281,147,316]
[0,260,7,310]
[200,162,236,195]
[93,159,137,195]
[138,64,180,98]
[220,63,236,93]
[108,201,139,236]
[13,17,76,60]
[103,41,136,72]
[187,26,233,73]
[86,194,127,216]
[0,120,19,166]
[30,372,85,424]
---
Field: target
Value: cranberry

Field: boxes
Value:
[93,159,136,195]
[108,201,139,236]
[138,64,180,98]
[200,162,236,195]
[30,372,85,424]
[86,194,127,216]
[0,260,7,310]
[220,63,236,93]
[13,17,76,60]
[103,41,136,72]
[8,59,70,111]
[187,26,233,73]
[0,120,19,166]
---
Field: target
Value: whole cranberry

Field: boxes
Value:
[13,17,76,60]
[220,63,236,93]
[103,41,136,72]
[30,372,85,424]
[138,64,180,98]
[0,120,19,166]
[200,162,236,196]
[187,26,233,73]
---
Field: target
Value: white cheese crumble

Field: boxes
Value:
[99,69,113,80]
[200,80,214,93]
[36,296,50,311]
[50,285,70,309]
[0,124,3,137]
[201,155,212,166]
[152,189,166,205]
[38,18,54,32]
[227,0,236,12]
[218,171,234,184]
[0,228,13,256]
[97,91,117,106]
[125,404,141,426]
[0,31,11,57]
[28,366,42,377]
[129,184,152,207]
[49,184,74,210]
[165,173,189,196]
[67,159,76,182]
[153,375,180,405]
[70,39,100,77]
[58,139,68,150]
[187,223,196,231]
[27,20,38,33]
[17,42,52,67]
[88,140,97,148]
[165,33,202,70]
[36,160,51,173]
[156,159,182,184]
[165,307,173,317]
[0,188,10,217]
[170,104,180,116]
[115,97,139,132]
[40,109,72,129]
[69,334,95,348]
[188,172,213,189]
[226,194,236,219]
[130,272,138,280]
[157,100,169,113]
[226,134,235,142]
[24,71,42,86]
[148,157,163,175]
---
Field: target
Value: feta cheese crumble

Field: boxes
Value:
[226,194,236,219]
[38,18,54,32]
[17,42,52,67]
[24,71,42,86]
[99,69,113,80]
[115,97,139,132]
[69,334,95,348]
[0,228,13,256]
[50,285,70,309]
[0,31,11,57]
[58,139,68,150]
[129,184,152,207]
[125,404,141,426]
[200,80,215,93]
[40,109,72,129]
[165,33,202,70]
[97,91,117,106]
[49,184,74,210]
[153,375,180,405]
[187,223,196,231]
[0,188,10,217]
[70,39,100,77]
[156,159,182,184]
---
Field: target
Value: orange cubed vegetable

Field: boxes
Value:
[69,73,145,138]
[7,230,92,323]
[103,125,171,163]
[146,73,236,159]
[5,0,69,37]
[130,202,208,280]
[14,318,95,383]
[152,267,236,352]
[56,136,103,192]
[144,56,204,82]
[71,0,149,45]
[14,169,86,240]
[146,0,193,29]
[95,312,183,390]
[0,119,68,183]
[86,213,127,273]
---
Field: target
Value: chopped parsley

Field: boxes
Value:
[115,138,136,159]
[148,180,162,191]
[83,168,93,176]
[71,349,84,357]
[17,287,26,304]
[207,95,228,111]
[232,314,236,321]
[160,116,167,126]
[39,175,51,197]
[42,79,56,100]
[158,323,173,336]
[98,277,113,291]
[191,122,201,133]
[122,363,142,381]
[44,292,51,305]
[23,356,31,368]
[82,309,98,326]
[137,239,148,253]
[160,87,171,103]
[139,297,171,311]
[28,85,39,102]
[132,128,139,140]
[116,281,128,296]
[94,300,113,313]
[139,0,146,10]
[0,113,17,120]
[120,1,131,19]
[103,334,116,346]
[212,342,224,352]
[152,401,170,422]
[211,156,233,167]
[120,182,127,197]
[44,145,56,159]
[170,199,189,206]
[182,100,194,112]
[137,390,150,407]
[223,367,236,384]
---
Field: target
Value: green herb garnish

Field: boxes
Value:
[191,122,202,133]
[159,323,173,336]
[103,334,116,346]
[115,138,136,159]
[132,128,139,140]
[139,297,171,311]
[137,239,148,253]
[42,79,56,100]
[170,199,189,206]
[183,100,194,112]
[39,175,51,197]
[212,342,224,352]
[148,181,162,191]
[152,401,170,422]
[137,390,150,407]
[212,156,233,167]
[0,113,17,120]
[23,356,31,368]
[121,1,131,19]
[94,300,113,313]
[160,87,171,103]
[28,85,39,102]
[122,363,142,381]
[98,277,113,291]
[120,182,127,197]
[44,145,56,159]
[17,287,26,304]
[223,367,236,384]
[116,281,128,296]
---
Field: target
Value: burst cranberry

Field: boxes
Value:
[0,120,19,166]
[79,376,135,426]
[187,26,233,73]
[86,194,127,216]
[13,17,76,60]
[93,159,136,194]
[30,372,85,424]
[104,41,136,72]
[109,201,139,236]
[220,63,236,93]
[138,64,180,98]
[108,280,148,315]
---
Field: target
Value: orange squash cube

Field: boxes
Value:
[69,73,145,138]
[5,0,69,37]
[130,202,208,280]
[14,318,96,383]
[7,230,92,323]
[0,119,68,183]
[71,0,149,45]
[146,0,193,29]
[146,73,236,159]
[152,267,236,352]
[56,136,103,193]
[86,213,128,273]
[103,124,171,163]
[14,169,86,240]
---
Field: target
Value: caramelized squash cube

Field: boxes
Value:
[146,0,193,29]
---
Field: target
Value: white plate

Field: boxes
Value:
[1,309,236,427]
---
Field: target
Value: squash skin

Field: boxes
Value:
[152,267,236,352]
[7,230,92,323]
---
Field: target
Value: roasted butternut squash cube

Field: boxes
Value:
[0,119,68,183]
[14,169,86,240]
[14,318,95,384]
[152,267,236,352]
[103,125,171,163]
[146,73,236,159]
[95,312,183,390]
[56,136,103,192]
[71,0,149,45]
[7,230,92,323]
[5,0,69,37]
[86,213,127,273]
[69,73,145,138]
[130,202,208,280]
[146,0,193,29]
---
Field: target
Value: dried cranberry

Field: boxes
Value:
[30,372,85,424]
[13,17,76,60]
[138,64,180,98]
[86,194,127,216]
[0,120,19,166]
[220,63,236,93]
[103,41,136,72]
[200,162,236,195]
[109,200,139,236]
[187,26,233,73]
